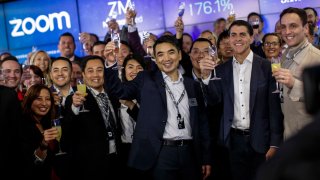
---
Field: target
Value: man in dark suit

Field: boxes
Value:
[0,85,23,178]
[58,32,82,63]
[64,56,121,179]
[200,20,283,180]
[105,35,212,180]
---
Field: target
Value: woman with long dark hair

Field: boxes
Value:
[21,84,60,179]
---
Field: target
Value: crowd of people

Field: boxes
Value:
[0,5,320,180]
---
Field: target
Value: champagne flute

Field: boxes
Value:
[271,57,281,93]
[208,45,221,80]
[111,31,123,70]
[178,2,185,17]
[129,1,136,25]
[77,79,90,112]
[52,118,66,156]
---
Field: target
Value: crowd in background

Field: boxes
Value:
[1,5,320,180]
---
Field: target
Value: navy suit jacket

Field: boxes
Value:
[105,68,212,171]
[207,54,283,153]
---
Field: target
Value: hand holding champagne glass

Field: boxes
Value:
[52,118,66,155]
[208,45,221,80]
[271,57,281,93]
[77,79,90,112]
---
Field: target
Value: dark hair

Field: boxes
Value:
[90,33,99,42]
[28,65,44,79]
[0,56,22,74]
[91,41,107,52]
[280,7,308,26]
[153,35,181,56]
[120,40,132,52]
[247,12,264,23]
[262,33,283,46]
[22,84,55,127]
[214,17,227,25]
[50,57,72,72]
[80,55,105,72]
[183,33,193,41]
[304,7,318,17]
[190,38,213,52]
[0,52,12,60]
[121,54,145,82]
[228,20,254,36]
[59,32,75,43]
[217,30,230,49]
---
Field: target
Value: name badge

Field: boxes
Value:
[188,98,198,107]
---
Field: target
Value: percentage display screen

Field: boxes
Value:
[163,0,259,27]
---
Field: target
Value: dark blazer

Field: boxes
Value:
[64,89,121,179]
[0,86,23,178]
[207,54,283,153]
[105,68,212,171]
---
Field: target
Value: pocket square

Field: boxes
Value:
[188,98,198,107]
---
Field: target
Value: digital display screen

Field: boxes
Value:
[259,0,320,14]
[163,0,260,27]
[4,0,80,49]
[0,5,8,51]
[78,0,165,39]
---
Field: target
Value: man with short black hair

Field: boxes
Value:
[58,32,82,62]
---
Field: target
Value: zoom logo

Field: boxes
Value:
[9,11,71,37]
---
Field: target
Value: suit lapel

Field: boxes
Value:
[249,55,260,117]
[154,70,167,107]
[183,78,195,128]
[225,60,234,105]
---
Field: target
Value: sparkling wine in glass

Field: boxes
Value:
[111,31,123,70]
[208,45,221,80]
[77,79,90,112]
[228,9,236,22]
[128,1,136,24]
[52,118,66,156]
[0,69,6,85]
[271,57,281,93]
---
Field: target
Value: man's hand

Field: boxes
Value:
[174,16,184,39]
[273,68,295,89]
[202,165,211,180]
[72,91,86,107]
[199,55,217,79]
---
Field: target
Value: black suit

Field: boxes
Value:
[0,86,23,178]
[105,68,212,179]
[64,89,121,180]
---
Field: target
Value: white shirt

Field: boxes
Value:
[162,72,192,140]
[232,51,253,130]
[53,85,74,107]
[119,101,137,143]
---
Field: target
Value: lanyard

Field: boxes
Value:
[164,83,186,120]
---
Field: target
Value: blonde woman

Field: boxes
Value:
[29,50,52,86]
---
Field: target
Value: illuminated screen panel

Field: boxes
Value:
[0,5,8,51]
[78,0,165,38]
[163,0,259,27]
[259,0,320,14]
[4,0,80,49]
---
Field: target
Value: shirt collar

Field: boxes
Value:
[232,50,253,65]
[88,87,105,96]
[53,85,74,96]
[161,71,184,84]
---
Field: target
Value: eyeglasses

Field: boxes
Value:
[190,49,209,56]
[263,42,280,47]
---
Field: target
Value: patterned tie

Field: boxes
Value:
[97,93,116,130]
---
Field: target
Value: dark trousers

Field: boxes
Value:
[152,145,201,180]
[229,131,265,180]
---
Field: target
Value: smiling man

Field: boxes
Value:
[104,35,212,180]
[200,20,283,180]
[273,7,320,139]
